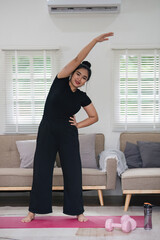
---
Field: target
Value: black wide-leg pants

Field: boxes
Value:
[29,118,84,216]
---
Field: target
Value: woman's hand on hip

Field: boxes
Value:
[69,116,78,128]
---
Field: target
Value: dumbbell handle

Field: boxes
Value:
[112,223,122,228]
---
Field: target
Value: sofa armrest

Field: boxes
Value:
[106,158,117,189]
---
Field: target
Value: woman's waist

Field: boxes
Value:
[40,115,77,133]
[42,114,72,123]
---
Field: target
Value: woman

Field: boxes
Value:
[22,32,114,223]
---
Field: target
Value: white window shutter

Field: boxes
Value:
[1,49,60,134]
[112,49,160,131]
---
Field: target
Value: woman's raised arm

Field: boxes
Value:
[57,32,114,79]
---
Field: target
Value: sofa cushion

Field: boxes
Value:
[121,168,160,190]
[124,142,142,168]
[82,168,107,186]
[16,140,36,168]
[0,168,33,187]
[0,168,107,187]
[16,140,57,169]
[79,134,97,169]
[137,141,160,168]
[54,168,107,186]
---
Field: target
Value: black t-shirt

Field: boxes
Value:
[43,75,92,120]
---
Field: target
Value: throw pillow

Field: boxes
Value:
[79,134,97,169]
[16,140,36,168]
[137,141,160,168]
[124,142,143,168]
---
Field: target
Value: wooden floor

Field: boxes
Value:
[0,193,159,207]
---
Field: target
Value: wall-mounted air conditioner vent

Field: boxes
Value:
[47,0,121,14]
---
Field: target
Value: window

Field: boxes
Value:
[0,49,59,133]
[112,49,160,131]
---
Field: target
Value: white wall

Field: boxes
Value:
[0,0,160,149]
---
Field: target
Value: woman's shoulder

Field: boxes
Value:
[78,89,91,102]
[78,89,88,97]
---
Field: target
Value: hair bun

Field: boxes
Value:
[82,61,91,69]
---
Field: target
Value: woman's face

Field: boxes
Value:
[70,68,88,89]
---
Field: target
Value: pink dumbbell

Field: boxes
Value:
[121,215,137,230]
[105,215,137,233]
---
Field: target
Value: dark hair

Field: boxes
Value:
[73,61,92,81]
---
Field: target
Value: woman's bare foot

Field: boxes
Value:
[77,214,88,222]
[21,212,35,223]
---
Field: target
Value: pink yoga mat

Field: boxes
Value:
[0,216,144,229]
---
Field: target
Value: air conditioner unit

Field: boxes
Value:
[47,0,121,14]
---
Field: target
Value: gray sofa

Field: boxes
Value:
[0,133,117,206]
[120,132,160,211]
